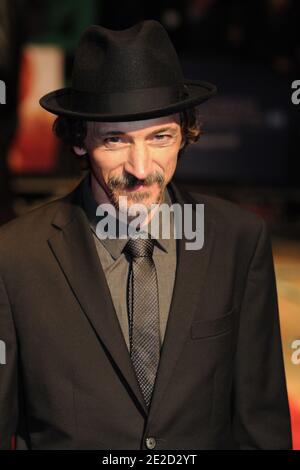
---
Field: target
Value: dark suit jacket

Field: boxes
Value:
[0,177,292,450]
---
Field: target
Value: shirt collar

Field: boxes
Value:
[80,171,175,260]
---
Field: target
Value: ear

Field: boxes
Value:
[73,146,87,156]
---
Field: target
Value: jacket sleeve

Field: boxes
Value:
[0,274,18,449]
[232,219,293,449]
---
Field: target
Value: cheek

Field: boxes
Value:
[89,149,119,176]
[165,158,178,180]
[157,145,179,173]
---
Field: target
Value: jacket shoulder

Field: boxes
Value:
[187,189,266,237]
[0,192,77,253]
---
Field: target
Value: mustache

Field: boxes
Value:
[107,171,165,190]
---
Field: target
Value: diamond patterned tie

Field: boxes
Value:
[123,236,160,408]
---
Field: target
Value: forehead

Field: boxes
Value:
[87,113,181,135]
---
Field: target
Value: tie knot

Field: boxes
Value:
[124,236,155,259]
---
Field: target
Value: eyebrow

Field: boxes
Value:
[99,126,178,138]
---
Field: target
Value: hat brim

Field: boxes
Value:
[39,80,217,122]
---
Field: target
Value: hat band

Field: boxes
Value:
[70,85,188,115]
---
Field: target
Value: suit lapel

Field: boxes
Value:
[47,181,148,416]
[147,180,216,422]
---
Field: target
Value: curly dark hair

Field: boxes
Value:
[52,107,203,164]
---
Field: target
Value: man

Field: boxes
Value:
[0,20,292,450]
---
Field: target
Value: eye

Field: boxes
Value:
[104,136,122,144]
[103,135,128,148]
[154,134,171,141]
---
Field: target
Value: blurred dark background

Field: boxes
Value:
[0,0,300,447]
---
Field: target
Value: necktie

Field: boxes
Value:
[123,236,160,408]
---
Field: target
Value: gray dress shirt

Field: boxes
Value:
[79,172,177,351]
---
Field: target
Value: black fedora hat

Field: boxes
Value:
[39,20,217,122]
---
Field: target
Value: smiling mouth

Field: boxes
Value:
[124,182,147,192]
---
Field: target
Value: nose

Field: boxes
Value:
[124,141,152,181]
